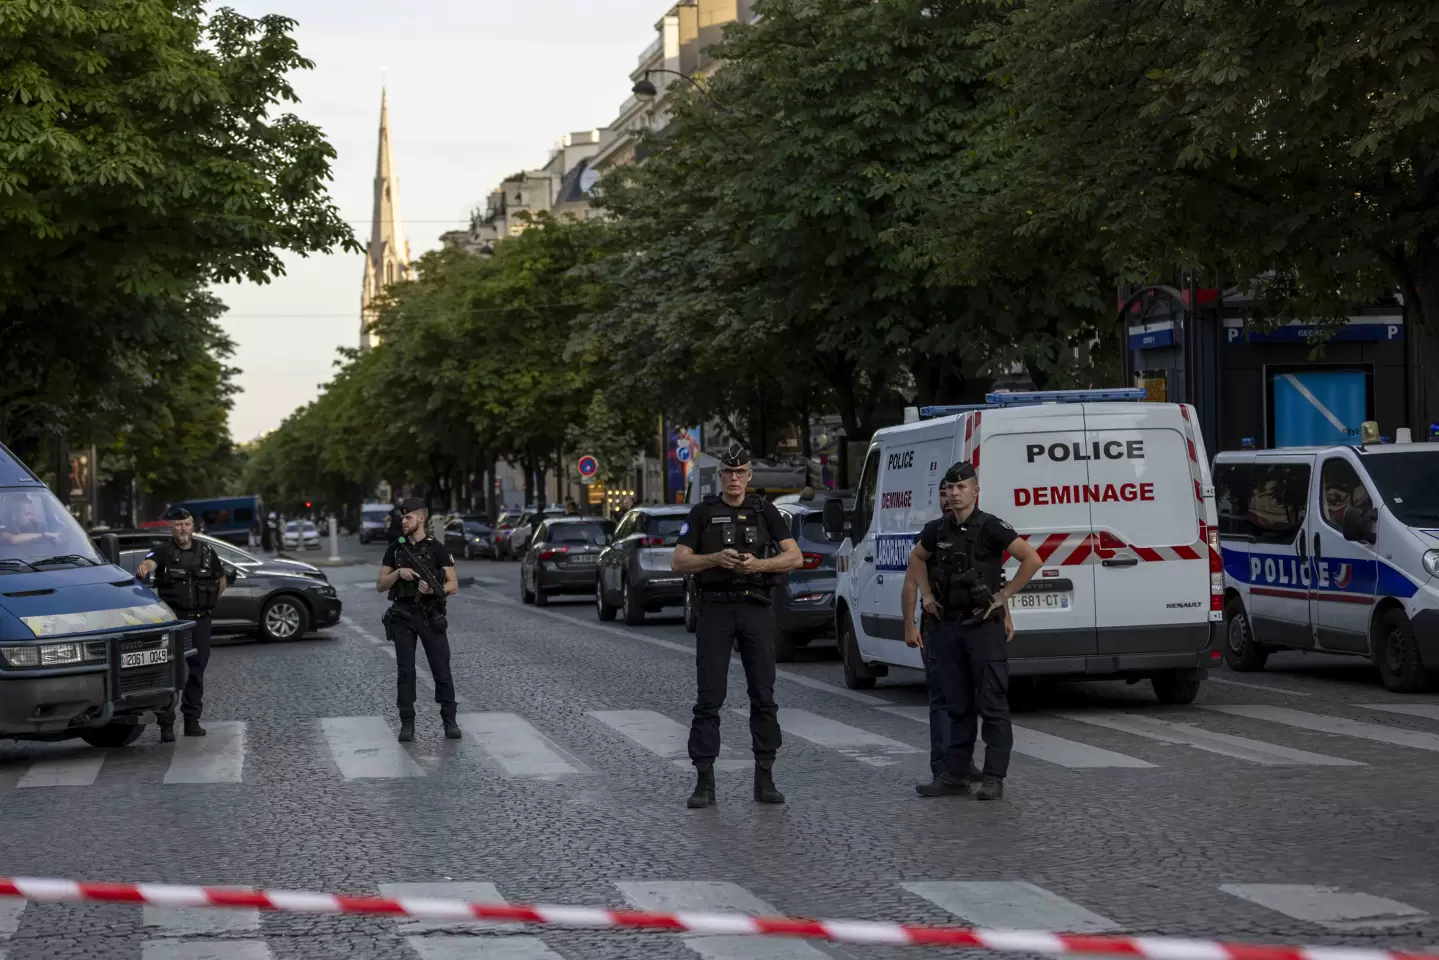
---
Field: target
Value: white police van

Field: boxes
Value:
[1215,426,1439,692]
[825,389,1222,703]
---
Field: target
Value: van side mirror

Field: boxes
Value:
[1341,505,1377,545]
[98,533,120,566]
[821,499,846,541]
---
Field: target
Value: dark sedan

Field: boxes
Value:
[443,515,496,560]
[520,517,615,606]
[96,530,341,642]
[595,505,689,624]
[771,496,852,660]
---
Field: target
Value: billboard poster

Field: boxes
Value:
[665,422,702,503]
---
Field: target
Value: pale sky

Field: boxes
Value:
[214,0,663,442]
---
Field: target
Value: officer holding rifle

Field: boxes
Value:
[376,498,460,742]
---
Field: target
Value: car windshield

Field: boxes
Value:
[363,509,388,521]
[302,522,317,532]
[0,486,102,569]
[285,522,298,532]
[462,520,491,533]
[1360,451,1439,526]
[550,521,613,545]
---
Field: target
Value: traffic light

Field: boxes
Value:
[304,501,312,509]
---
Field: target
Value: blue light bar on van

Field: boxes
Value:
[984,388,1148,405]
[917,403,991,419]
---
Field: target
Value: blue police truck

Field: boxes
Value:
[0,441,191,747]
[166,495,261,545]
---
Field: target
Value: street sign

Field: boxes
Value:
[581,475,596,486]
[675,446,692,463]
[577,455,599,478]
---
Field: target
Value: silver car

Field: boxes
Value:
[595,506,689,624]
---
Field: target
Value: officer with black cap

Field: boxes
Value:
[136,506,227,742]
[376,497,460,742]
[905,461,1042,800]
[671,443,804,808]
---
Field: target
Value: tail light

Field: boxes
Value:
[1205,522,1223,611]
[639,536,665,547]
[801,552,824,570]
[538,546,570,561]
[1098,531,1125,551]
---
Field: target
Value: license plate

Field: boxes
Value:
[1008,591,1071,611]
[568,555,597,564]
[121,648,170,668]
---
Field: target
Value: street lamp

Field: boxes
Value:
[632,69,715,105]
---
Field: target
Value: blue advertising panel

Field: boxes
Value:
[1270,370,1369,447]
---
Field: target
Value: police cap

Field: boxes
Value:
[718,443,751,469]
[942,461,977,485]
[400,497,428,514]
[163,506,193,521]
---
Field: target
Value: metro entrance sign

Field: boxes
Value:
[577,455,599,478]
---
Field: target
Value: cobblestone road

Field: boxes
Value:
[2,537,1437,960]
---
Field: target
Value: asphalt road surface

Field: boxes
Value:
[2,534,1438,960]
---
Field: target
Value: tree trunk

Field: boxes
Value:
[484,451,498,522]
[523,445,536,508]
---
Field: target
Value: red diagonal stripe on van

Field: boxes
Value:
[1186,437,1198,463]
[1065,536,1093,566]
[1133,546,1165,562]
[1035,533,1070,562]
[1170,544,1201,560]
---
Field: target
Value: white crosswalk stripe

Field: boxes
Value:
[767,708,919,767]
[320,716,426,780]
[1203,704,1439,753]
[457,713,583,777]
[589,710,750,771]
[903,881,1119,932]
[379,882,561,960]
[165,721,247,784]
[142,942,273,960]
[15,751,106,788]
[876,705,1154,768]
[617,881,833,960]
[1219,884,1428,930]
[0,899,24,960]
[1051,712,1362,766]
[1359,703,1439,722]
[144,887,262,936]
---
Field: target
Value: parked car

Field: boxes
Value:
[520,517,616,606]
[282,520,320,551]
[359,503,391,544]
[771,495,853,660]
[444,515,496,560]
[494,511,524,560]
[510,507,568,560]
[98,530,341,642]
[595,505,689,624]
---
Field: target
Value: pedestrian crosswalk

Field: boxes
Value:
[8,699,1439,790]
[0,877,1431,958]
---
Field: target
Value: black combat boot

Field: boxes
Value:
[753,767,785,804]
[443,718,462,739]
[976,774,1004,801]
[687,769,716,808]
[915,773,970,797]
[969,764,984,783]
[398,720,415,742]
[183,718,206,738]
[159,723,176,744]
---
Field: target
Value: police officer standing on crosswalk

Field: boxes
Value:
[136,506,226,742]
[905,461,1041,800]
[672,444,803,808]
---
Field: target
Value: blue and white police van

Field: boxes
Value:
[1215,424,1439,692]
[0,441,191,747]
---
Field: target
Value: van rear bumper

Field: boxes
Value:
[1011,623,1219,678]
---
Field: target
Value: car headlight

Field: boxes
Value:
[1,641,99,668]
[1424,550,1439,579]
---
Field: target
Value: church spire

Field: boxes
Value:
[360,87,413,350]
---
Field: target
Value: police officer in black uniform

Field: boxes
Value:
[377,498,460,742]
[672,444,803,808]
[905,461,1041,800]
[136,507,227,742]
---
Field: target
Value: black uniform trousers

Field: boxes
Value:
[158,614,212,725]
[927,615,1013,778]
[386,602,456,721]
[687,595,782,770]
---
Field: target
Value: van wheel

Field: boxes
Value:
[776,630,798,663]
[1375,608,1435,693]
[1151,671,1202,705]
[79,723,145,748]
[1223,598,1268,671]
[839,618,877,690]
[683,583,698,634]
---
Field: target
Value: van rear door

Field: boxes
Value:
[1083,405,1211,656]
[979,405,1098,660]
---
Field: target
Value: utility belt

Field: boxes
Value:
[700,588,771,607]
[384,599,448,633]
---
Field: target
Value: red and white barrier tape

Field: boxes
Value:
[0,877,1435,960]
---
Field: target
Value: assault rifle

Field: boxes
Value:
[394,536,448,631]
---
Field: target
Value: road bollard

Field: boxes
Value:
[328,516,341,563]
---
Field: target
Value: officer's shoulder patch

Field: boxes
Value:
[997,519,1014,531]
[679,522,689,536]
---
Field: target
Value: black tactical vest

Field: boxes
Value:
[928,511,1004,611]
[696,495,773,588]
[153,541,221,615]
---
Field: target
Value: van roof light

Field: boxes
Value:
[917,403,990,419]
[985,388,1147,406]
